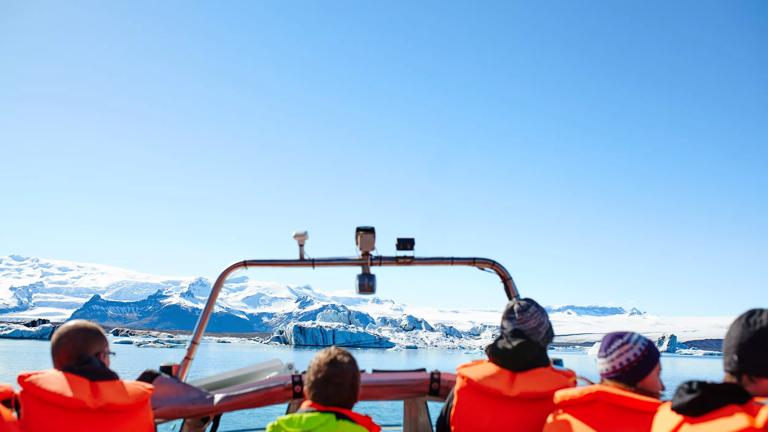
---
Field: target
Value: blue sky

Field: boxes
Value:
[1,1,765,316]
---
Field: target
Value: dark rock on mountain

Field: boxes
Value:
[70,292,254,332]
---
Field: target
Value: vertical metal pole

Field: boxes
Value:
[177,261,247,381]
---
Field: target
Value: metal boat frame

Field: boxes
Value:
[164,228,520,431]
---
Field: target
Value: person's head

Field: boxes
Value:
[50,320,111,370]
[723,308,768,397]
[304,346,360,409]
[598,331,664,399]
[500,297,554,348]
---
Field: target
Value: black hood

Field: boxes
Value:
[671,381,752,417]
[723,308,768,377]
[485,333,551,372]
[62,355,120,382]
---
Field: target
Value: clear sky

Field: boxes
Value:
[1,1,765,316]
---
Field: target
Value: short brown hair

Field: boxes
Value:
[51,320,109,370]
[304,347,360,409]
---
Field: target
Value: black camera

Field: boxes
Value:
[356,272,376,295]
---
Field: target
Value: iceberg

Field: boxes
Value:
[280,323,395,348]
[0,323,55,340]
[434,323,463,338]
[586,341,601,358]
[399,315,434,332]
[111,327,176,339]
[656,334,678,353]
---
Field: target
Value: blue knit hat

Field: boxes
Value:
[500,297,554,348]
[598,331,660,386]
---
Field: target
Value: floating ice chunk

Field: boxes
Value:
[0,323,54,340]
[587,341,601,358]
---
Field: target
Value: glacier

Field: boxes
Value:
[0,255,734,350]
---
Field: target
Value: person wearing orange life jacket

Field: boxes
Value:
[436,297,577,432]
[17,320,154,432]
[0,384,19,432]
[652,308,768,432]
[267,346,381,432]
[544,331,664,432]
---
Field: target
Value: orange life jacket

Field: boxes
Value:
[449,359,576,432]
[544,384,662,432]
[652,400,768,432]
[17,370,154,432]
[0,384,19,432]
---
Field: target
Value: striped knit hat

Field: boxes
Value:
[500,297,554,348]
[598,331,660,386]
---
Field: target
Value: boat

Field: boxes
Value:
[151,226,519,431]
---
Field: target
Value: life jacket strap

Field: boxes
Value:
[0,395,18,418]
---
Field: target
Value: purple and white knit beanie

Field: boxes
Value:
[598,331,660,386]
[500,297,554,348]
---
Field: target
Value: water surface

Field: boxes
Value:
[0,339,722,431]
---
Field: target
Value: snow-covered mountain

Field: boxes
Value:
[0,255,733,349]
[0,255,441,330]
[545,305,644,316]
[0,254,199,320]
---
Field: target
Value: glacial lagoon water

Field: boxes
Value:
[0,338,722,431]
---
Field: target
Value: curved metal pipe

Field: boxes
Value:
[177,256,518,381]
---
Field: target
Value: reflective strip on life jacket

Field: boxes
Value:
[544,384,661,432]
[652,400,768,432]
[450,360,576,432]
[300,400,381,432]
[17,370,154,432]
[755,404,768,429]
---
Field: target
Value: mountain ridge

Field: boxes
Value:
[0,254,646,321]
[0,255,732,348]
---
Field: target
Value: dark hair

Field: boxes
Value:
[50,320,109,370]
[304,346,360,409]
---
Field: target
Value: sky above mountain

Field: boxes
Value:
[0,1,766,316]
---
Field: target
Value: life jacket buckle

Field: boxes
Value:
[291,374,304,399]
[429,371,441,397]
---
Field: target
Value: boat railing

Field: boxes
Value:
[178,255,517,381]
[153,370,457,431]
